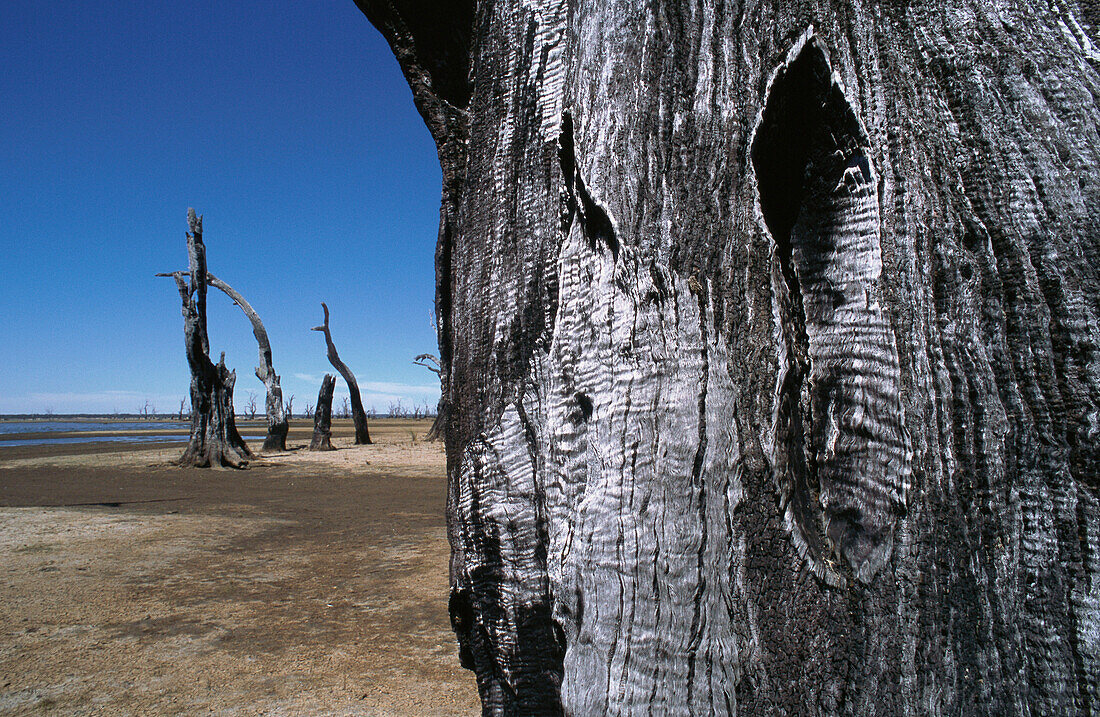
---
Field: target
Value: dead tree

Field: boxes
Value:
[310,374,336,451]
[157,271,290,450]
[360,2,1100,714]
[312,302,371,444]
[413,353,446,441]
[205,273,290,451]
[159,209,252,468]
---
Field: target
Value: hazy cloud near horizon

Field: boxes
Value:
[1,390,187,415]
[2,381,440,416]
[290,376,440,413]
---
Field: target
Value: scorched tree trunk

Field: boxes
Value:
[160,270,290,451]
[311,374,337,451]
[162,209,254,469]
[359,1,1100,714]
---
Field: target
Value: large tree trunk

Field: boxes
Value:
[312,302,372,444]
[204,273,290,451]
[359,1,1100,713]
[162,209,254,469]
[310,374,337,451]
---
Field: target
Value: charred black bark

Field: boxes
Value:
[360,2,1100,714]
[312,303,372,445]
[310,374,336,451]
[160,209,253,469]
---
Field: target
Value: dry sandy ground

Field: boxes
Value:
[0,420,481,716]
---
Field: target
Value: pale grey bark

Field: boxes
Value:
[312,302,372,444]
[413,353,446,441]
[359,1,1100,714]
[204,273,289,451]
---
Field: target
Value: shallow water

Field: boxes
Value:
[0,421,184,435]
[0,435,186,447]
[0,426,265,448]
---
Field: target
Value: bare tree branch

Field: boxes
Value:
[311,302,371,444]
[413,353,442,375]
[414,353,446,441]
[159,269,290,451]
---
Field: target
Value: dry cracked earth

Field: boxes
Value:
[0,420,480,716]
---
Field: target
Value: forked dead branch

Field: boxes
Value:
[205,273,290,451]
[312,302,371,444]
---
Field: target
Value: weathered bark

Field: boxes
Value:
[413,353,447,441]
[204,273,289,451]
[310,374,337,451]
[312,302,372,444]
[161,209,253,469]
[361,1,1100,714]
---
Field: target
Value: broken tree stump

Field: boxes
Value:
[310,374,336,451]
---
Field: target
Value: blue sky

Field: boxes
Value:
[0,1,443,414]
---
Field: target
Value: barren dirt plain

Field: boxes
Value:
[0,419,480,716]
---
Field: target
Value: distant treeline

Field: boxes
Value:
[0,413,177,420]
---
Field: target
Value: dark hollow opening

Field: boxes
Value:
[751,37,869,285]
[558,110,620,259]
